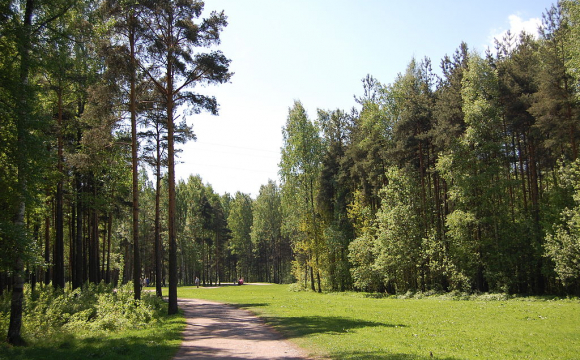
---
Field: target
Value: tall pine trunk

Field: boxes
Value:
[44,201,50,285]
[54,87,65,289]
[88,180,99,284]
[129,12,141,300]
[155,135,163,297]
[8,0,34,346]
[106,214,112,283]
[167,38,178,314]
[73,173,84,289]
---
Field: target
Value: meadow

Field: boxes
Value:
[178,284,580,360]
[2,283,578,360]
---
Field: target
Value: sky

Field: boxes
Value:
[174,0,555,197]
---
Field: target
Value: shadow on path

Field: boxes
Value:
[173,298,310,360]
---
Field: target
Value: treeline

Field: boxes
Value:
[140,175,293,287]
[278,1,580,296]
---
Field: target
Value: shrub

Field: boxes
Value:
[0,281,167,342]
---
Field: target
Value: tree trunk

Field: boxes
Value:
[8,0,34,346]
[167,37,178,314]
[8,257,25,346]
[310,261,315,292]
[89,191,99,283]
[54,87,65,289]
[215,232,220,285]
[87,175,100,284]
[73,173,83,289]
[83,210,88,283]
[44,205,50,285]
[101,215,107,280]
[154,151,163,297]
[106,214,112,283]
[129,12,141,301]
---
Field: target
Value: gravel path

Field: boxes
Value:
[173,298,311,360]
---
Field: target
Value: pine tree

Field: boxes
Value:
[139,0,231,314]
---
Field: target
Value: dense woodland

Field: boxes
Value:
[2,0,580,345]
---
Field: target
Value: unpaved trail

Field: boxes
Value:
[173,298,311,360]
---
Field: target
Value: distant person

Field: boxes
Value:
[195,276,200,288]
[238,277,244,285]
[145,277,150,287]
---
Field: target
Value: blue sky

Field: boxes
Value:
[175,0,554,197]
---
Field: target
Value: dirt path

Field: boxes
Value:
[173,298,311,360]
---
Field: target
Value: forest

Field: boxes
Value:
[2,0,580,345]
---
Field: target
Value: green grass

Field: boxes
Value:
[0,299,185,360]
[178,284,580,360]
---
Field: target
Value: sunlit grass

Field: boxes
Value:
[178,284,580,359]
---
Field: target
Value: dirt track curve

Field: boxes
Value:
[172,298,311,360]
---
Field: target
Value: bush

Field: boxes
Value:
[0,281,167,342]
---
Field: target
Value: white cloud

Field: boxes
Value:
[488,14,542,49]
[507,14,542,38]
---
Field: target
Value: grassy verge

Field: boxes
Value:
[0,285,185,360]
[178,284,580,360]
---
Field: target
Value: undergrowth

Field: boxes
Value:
[0,282,165,343]
[290,284,578,302]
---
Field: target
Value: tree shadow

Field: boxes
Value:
[258,315,406,339]
[229,302,269,309]
[0,334,181,360]
[331,350,461,360]
[224,305,462,360]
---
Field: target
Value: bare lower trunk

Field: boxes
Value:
[73,174,83,289]
[129,13,141,301]
[155,157,163,297]
[106,214,112,283]
[54,87,65,289]
[167,49,178,314]
[310,261,315,292]
[8,0,34,346]
[8,257,25,346]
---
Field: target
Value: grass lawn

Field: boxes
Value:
[178,284,580,360]
[0,300,184,360]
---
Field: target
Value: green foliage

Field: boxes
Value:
[347,189,380,291]
[0,302,182,360]
[347,232,381,291]
[545,159,580,288]
[228,192,254,278]
[174,175,229,285]
[531,2,579,160]
[251,180,291,283]
[316,109,354,291]
[436,52,515,292]
[374,168,424,291]
[0,282,165,342]
[280,101,324,290]
[565,0,580,87]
